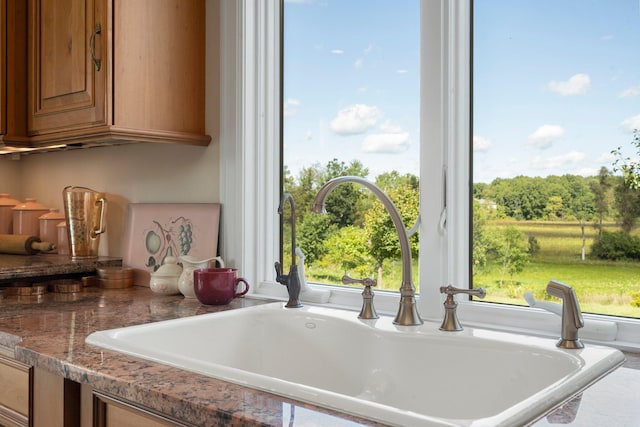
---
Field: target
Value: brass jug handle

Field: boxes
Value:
[92,197,107,238]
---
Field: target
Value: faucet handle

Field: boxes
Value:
[342,275,377,288]
[342,275,379,320]
[274,261,287,284]
[439,285,486,331]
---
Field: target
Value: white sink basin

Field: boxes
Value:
[86,301,624,426]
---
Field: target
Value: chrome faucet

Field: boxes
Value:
[546,280,584,349]
[312,176,423,326]
[275,193,302,308]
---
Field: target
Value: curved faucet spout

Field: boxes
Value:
[279,193,297,271]
[276,193,302,308]
[312,176,423,325]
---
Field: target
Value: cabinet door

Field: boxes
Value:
[93,392,187,427]
[0,354,32,427]
[1,0,6,136]
[28,0,107,135]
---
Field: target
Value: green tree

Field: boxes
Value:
[297,214,334,265]
[286,162,325,225]
[545,195,564,220]
[611,131,640,233]
[364,183,419,286]
[472,200,493,275]
[612,130,640,190]
[590,167,613,236]
[614,178,640,233]
[320,226,374,277]
[321,159,369,228]
[497,226,530,286]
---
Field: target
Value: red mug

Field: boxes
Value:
[193,268,250,305]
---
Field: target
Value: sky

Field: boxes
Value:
[283,0,421,179]
[283,0,640,184]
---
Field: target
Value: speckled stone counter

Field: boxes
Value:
[0,254,121,283]
[0,286,382,426]
[0,286,637,426]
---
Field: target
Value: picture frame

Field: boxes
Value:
[123,203,221,286]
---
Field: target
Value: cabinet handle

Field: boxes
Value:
[89,23,102,71]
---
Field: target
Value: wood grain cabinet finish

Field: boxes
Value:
[28,0,212,148]
[0,0,29,146]
[0,354,32,427]
[92,392,190,427]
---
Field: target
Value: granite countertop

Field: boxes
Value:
[0,254,121,283]
[0,286,381,426]
[0,286,637,426]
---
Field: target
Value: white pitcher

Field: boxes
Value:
[178,255,225,298]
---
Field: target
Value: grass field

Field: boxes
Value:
[475,220,640,318]
[305,220,640,318]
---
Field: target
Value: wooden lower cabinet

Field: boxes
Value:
[90,390,189,427]
[32,368,80,427]
[0,354,32,427]
[0,358,188,427]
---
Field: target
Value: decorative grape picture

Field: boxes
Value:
[144,217,194,271]
[123,203,221,286]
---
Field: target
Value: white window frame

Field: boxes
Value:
[218,0,640,350]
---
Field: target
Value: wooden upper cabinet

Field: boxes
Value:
[29,0,105,135]
[1,0,6,136]
[0,0,29,146]
[28,0,211,147]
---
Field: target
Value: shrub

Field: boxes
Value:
[591,231,640,261]
[528,235,540,256]
[631,292,640,308]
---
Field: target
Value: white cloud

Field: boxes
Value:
[621,114,640,132]
[527,124,565,149]
[473,135,492,152]
[379,120,403,133]
[547,73,590,96]
[600,35,614,41]
[362,132,410,154]
[354,58,364,69]
[619,87,640,98]
[363,44,373,55]
[396,69,408,74]
[596,151,615,164]
[331,49,344,55]
[531,151,586,170]
[284,98,300,117]
[330,104,382,135]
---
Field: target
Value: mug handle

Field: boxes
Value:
[234,278,250,297]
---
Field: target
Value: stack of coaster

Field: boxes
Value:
[96,267,134,289]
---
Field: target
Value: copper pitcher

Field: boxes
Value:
[62,186,107,259]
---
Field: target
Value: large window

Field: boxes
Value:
[472,0,640,319]
[223,0,640,349]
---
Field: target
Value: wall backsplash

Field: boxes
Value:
[0,157,21,197]
[5,142,220,258]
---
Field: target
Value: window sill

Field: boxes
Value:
[252,284,640,351]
